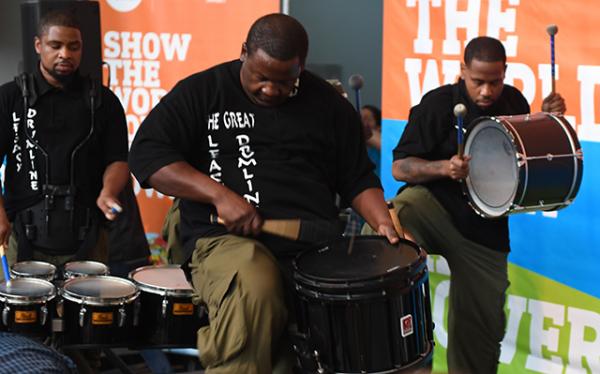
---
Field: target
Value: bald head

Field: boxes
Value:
[245,13,309,65]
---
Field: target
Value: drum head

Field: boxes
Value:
[0,278,56,303]
[64,261,109,276]
[11,261,56,279]
[294,236,420,284]
[62,276,138,305]
[129,265,193,296]
[465,118,519,217]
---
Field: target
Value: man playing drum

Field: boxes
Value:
[129,13,399,373]
[388,36,566,374]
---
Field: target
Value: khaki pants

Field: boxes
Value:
[0,229,109,280]
[189,234,294,374]
[366,186,509,374]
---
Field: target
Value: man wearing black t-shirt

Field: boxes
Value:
[129,13,398,373]
[0,10,129,273]
[390,37,565,373]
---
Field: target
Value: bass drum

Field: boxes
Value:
[60,276,139,347]
[0,278,56,340]
[293,236,433,373]
[464,112,583,218]
[129,265,208,347]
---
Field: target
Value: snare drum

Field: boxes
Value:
[11,261,57,281]
[464,112,583,218]
[60,276,139,346]
[293,236,433,373]
[0,278,56,339]
[129,265,207,347]
[63,261,109,279]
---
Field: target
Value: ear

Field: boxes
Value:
[240,42,248,62]
[34,36,41,54]
[460,62,467,80]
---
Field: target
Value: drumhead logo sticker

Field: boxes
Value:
[106,0,142,12]
[401,314,414,337]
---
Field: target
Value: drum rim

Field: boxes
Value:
[293,236,424,286]
[63,260,110,278]
[61,275,139,306]
[464,116,519,218]
[11,260,57,279]
[128,265,194,296]
[0,278,56,304]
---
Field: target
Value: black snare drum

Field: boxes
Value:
[63,261,109,279]
[293,236,433,373]
[129,265,207,347]
[0,278,56,340]
[11,261,57,282]
[60,276,139,346]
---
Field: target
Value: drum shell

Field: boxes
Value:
[60,276,139,347]
[135,290,207,347]
[0,280,56,340]
[293,237,434,373]
[61,297,137,346]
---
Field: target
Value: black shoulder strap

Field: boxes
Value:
[14,73,38,106]
[83,75,102,110]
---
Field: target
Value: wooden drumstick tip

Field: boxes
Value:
[546,24,558,36]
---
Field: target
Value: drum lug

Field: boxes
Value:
[162,295,169,318]
[56,298,64,318]
[79,305,87,328]
[118,305,126,328]
[516,153,525,167]
[2,305,9,326]
[40,304,48,326]
[133,298,141,327]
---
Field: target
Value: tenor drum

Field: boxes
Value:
[60,276,139,346]
[0,278,56,339]
[63,261,109,279]
[129,265,207,347]
[464,112,583,218]
[11,261,57,281]
[293,236,433,373]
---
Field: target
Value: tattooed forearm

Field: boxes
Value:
[392,157,449,183]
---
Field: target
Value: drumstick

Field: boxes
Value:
[387,201,405,238]
[453,103,468,157]
[0,244,11,282]
[546,24,558,94]
[210,215,342,243]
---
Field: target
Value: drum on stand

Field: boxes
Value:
[129,265,208,347]
[464,112,583,218]
[63,261,109,279]
[293,236,433,373]
[11,261,57,282]
[60,276,139,347]
[0,278,56,340]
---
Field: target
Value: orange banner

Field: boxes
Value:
[383,0,600,141]
[99,0,279,234]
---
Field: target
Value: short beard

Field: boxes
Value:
[49,68,76,85]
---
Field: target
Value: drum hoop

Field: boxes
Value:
[547,113,583,204]
[464,116,521,218]
[128,265,194,296]
[61,275,139,306]
[295,268,428,301]
[0,278,56,304]
[11,261,57,279]
[63,261,109,278]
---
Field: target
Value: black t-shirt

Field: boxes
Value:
[129,60,379,259]
[0,68,128,218]
[393,79,530,251]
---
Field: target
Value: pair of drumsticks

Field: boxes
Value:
[454,24,560,158]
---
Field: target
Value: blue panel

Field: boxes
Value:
[381,119,600,298]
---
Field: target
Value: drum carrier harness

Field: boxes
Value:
[13,72,103,260]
